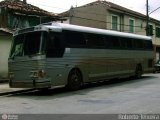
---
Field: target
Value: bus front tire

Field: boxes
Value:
[67,69,82,91]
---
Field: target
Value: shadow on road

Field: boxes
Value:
[8,75,157,98]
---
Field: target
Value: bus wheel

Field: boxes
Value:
[135,65,142,79]
[67,69,82,91]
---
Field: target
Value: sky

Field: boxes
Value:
[0,0,160,20]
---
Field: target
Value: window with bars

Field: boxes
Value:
[148,24,153,36]
[156,27,160,38]
[129,19,134,33]
[111,15,119,31]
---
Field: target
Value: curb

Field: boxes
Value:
[0,88,35,96]
[0,79,9,83]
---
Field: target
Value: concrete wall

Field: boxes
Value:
[123,15,145,35]
[0,35,12,78]
[152,24,160,46]
[70,4,107,29]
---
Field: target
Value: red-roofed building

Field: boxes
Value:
[0,0,63,79]
[0,0,62,30]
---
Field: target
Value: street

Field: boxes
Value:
[0,73,160,114]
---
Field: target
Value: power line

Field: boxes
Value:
[27,2,69,11]
[69,10,147,29]
[149,6,160,15]
[71,16,146,29]
[69,15,159,34]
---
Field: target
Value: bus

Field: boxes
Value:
[8,22,154,90]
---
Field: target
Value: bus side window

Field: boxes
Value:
[46,32,64,58]
[85,33,105,48]
[126,38,133,49]
[120,37,127,49]
[64,31,86,48]
[105,35,111,48]
[108,36,120,49]
[144,40,153,50]
[120,37,133,49]
[133,39,144,50]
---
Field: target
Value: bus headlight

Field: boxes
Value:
[30,70,46,78]
[38,70,46,78]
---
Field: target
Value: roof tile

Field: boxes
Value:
[0,0,55,17]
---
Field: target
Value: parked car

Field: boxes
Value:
[154,60,160,73]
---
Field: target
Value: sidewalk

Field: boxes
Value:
[0,80,30,95]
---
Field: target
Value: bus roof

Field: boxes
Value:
[45,23,151,40]
[15,22,151,41]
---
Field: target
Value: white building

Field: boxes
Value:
[0,28,12,79]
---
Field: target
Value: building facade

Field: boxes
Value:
[0,29,12,79]
[60,0,160,61]
[0,0,61,30]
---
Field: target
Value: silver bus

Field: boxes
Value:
[8,23,154,90]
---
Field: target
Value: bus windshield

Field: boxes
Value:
[10,31,46,58]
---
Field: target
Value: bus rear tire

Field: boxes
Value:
[135,64,143,79]
[67,69,82,91]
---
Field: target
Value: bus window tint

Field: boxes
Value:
[24,32,41,55]
[126,38,133,49]
[132,39,143,50]
[85,33,105,48]
[144,40,153,50]
[120,37,127,49]
[107,36,120,49]
[120,37,133,49]
[64,31,86,47]
[46,32,64,58]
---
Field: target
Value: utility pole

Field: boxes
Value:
[146,0,149,36]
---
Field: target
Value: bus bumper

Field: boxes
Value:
[9,79,51,89]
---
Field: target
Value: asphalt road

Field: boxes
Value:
[0,73,160,114]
